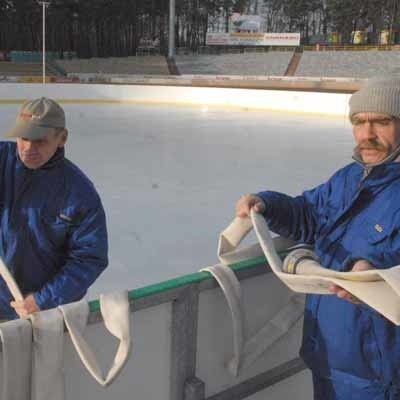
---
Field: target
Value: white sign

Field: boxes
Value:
[230,14,264,33]
[206,32,300,46]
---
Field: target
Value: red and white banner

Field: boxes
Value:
[206,32,300,46]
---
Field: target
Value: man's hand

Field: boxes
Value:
[236,194,265,218]
[10,294,40,318]
[329,259,375,304]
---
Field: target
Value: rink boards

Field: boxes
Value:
[0,255,313,400]
[35,257,312,399]
[0,81,350,117]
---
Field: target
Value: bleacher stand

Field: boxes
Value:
[175,52,293,76]
[57,56,169,75]
[5,48,400,79]
[0,62,56,77]
[295,50,400,78]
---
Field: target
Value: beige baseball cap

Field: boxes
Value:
[6,97,66,139]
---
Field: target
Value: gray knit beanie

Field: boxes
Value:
[349,77,400,118]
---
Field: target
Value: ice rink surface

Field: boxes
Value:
[0,102,354,298]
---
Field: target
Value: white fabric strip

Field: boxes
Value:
[59,291,131,386]
[30,309,65,400]
[0,258,23,302]
[250,210,400,324]
[201,262,304,376]
[0,319,32,400]
[200,212,304,376]
[0,255,132,398]
[201,264,244,376]
[0,255,66,400]
[99,291,132,385]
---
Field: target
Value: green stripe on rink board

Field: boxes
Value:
[88,255,270,314]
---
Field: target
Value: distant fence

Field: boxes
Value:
[176,44,400,55]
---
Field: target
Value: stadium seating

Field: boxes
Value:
[0,62,56,77]
[295,50,400,78]
[175,52,293,76]
[57,56,169,75]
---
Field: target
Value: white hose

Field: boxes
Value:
[59,291,131,387]
[0,257,23,302]
[202,209,304,376]
[0,255,131,396]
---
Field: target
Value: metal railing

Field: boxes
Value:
[303,44,400,51]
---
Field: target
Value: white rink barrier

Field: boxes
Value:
[0,82,351,117]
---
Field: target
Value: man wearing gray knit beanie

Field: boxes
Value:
[349,77,400,165]
[234,77,400,400]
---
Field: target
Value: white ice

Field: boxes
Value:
[0,103,354,298]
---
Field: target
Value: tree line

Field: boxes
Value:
[0,0,398,58]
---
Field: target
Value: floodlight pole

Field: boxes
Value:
[168,0,175,58]
[39,1,50,84]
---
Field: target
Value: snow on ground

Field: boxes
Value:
[0,102,354,298]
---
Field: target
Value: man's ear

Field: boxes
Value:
[58,129,68,148]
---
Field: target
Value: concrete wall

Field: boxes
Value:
[0,82,350,117]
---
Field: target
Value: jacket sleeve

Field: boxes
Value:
[33,200,108,310]
[257,180,332,245]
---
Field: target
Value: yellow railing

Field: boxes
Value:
[303,44,400,51]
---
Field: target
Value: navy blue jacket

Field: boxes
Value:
[258,160,400,389]
[0,142,108,319]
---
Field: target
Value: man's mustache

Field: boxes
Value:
[355,139,387,152]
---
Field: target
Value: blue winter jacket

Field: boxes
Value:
[258,159,400,390]
[0,142,108,319]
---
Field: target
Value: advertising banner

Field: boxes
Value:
[206,32,300,46]
[230,14,264,33]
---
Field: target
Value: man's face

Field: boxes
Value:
[16,129,68,169]
[351,112,400,164]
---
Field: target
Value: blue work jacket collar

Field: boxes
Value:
[352,146,400,187]
[15,147,65,172]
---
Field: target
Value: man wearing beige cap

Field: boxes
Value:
[236,78,400,399]
[0,97,108,319]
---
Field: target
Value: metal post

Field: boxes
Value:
[185,377,205,400]
[168,0,175,58]
[38,1,50,84]
[170,284,201,400]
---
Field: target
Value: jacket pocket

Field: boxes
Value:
[364,219,394,244]
[40,212,75,250]
[358,217,397,267]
